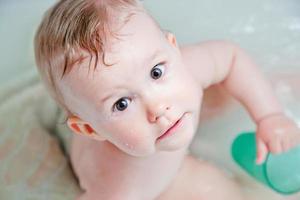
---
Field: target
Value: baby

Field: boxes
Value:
[34,0,300,199]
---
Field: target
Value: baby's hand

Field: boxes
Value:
[255,113,300,165]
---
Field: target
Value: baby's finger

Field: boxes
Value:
[281,138,291,153]
[290,132,300,149]
[256,138,268,165]
[268,139,282,155]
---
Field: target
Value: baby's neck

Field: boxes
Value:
[101,141,188,196]
[106,140,187,167]
[71,135,187,196]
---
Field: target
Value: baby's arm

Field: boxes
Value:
[182,40,300,164]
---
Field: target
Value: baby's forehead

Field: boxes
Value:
[93,13,168,70]
[108,12,165,52]
[58,12,168,96]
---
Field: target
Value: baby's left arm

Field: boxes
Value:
[182,40,300,164]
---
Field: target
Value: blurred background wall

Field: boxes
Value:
[0,0,299,85]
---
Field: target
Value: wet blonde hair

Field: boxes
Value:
[34,0,141,115]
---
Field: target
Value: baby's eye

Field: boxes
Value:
[150,63,165,80]
[113,97,131,112]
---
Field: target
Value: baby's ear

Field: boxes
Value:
[165,32,178,48]
[67,116,106,141]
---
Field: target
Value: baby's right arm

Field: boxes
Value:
[182,41,300,164]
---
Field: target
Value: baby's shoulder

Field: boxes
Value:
[179,42,216,88]
[179,40,236,88]
[179,40,234,61]
[179,42,213,70]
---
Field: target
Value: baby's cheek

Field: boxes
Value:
[118,131,139,149]
[116,130,155,157]
[183,81,203,107]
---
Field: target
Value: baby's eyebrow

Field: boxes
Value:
[100,93,114,103]
[146,49,164,64]
[100,86,123,103]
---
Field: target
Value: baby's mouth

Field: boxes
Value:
[157,114,184,141]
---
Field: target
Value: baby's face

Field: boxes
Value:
[59,12,202,157]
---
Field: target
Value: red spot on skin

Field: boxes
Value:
[84,125,94,134]
[71,124,81,133]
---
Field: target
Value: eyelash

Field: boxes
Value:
[111,62,167,113]
[112,97,132,113]
[152,62,167,78]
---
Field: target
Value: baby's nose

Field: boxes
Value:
[147,101,170,123]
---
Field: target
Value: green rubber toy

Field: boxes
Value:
[231,132,300,194]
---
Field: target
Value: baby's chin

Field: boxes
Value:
[122,146,187,158]
[117,143,157,158]
[155,137,192,152]
[113,137,192,157]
